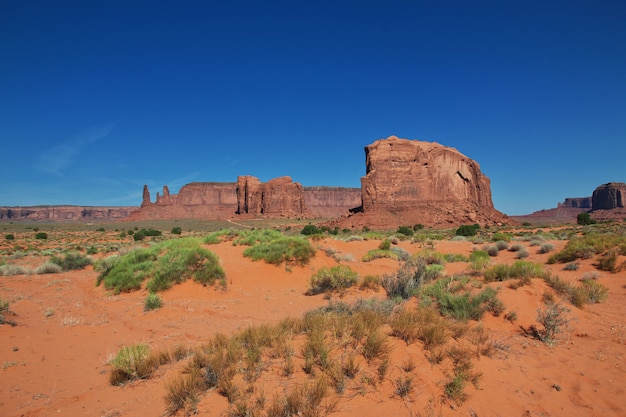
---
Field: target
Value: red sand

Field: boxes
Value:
[1,237,625,416]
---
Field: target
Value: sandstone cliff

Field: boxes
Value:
[0,206,136,222]
[304,187,361,218]
[334,136,508,229]
[592,182,626,210]
[237,176,309,217]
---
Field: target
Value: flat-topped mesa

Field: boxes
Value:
[592,182,626,210]
[559,197,592,209]
[336,136,508,229]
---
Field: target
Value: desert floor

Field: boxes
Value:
[1,223,625,417]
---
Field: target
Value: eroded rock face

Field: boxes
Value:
[237,176,309,216]
[304,187,361,218]
[335,136,508,229]
[592,182,626,210]
[560,197,592,209]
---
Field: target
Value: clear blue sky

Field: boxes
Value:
[1,1,624,215]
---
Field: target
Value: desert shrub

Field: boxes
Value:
[127,230,134,235]
[483,261,544,282]
[596,251,617,272]
[456,224,480,237]
[390,246,410,261]
[243,236,315,266]
[0,264,30,276]
[572,279,609,307]
[382,257,437,299]
[577,212,595,225]
[362,249,399,262]
[494,240,509,251]
[509,243,525,252]
[414,224,424,231]
[396,226,414,237]
[517,248,529,259]
[0,297,10,325]
[144,293,163,311]
[491,232,512,242]
[133,231,145,241]
[443,253,468,262]
[539,243,554,254]
[97,238,224,294]
[485,245,499,257]
[394,375,414,398]
[563,262,579,271]
[426,283,501,321]
[35,232,47,239]
[35,262,62,274]
[108,344,160,385]
[301,224,322,236]
[415,249,444,265]
[468,250,490,273]
[378,239,391,250]
[86,246,98,255]
[548,233,625,264]
[5,234,14,240]
[535,303,570,346]
[50,252,92,271]
[359,275,381,291]
[171,226,182,235]
[307,265,358,295]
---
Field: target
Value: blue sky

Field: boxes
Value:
[1,0,624,215]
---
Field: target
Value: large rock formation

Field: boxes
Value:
[0,206,136,222]
[560,197,592,209]
[592,182,626,210]
[304,187,361,218]
[334,136,508,229]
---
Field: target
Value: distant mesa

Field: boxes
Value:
[512,182,626,224]
[0,206,135,222]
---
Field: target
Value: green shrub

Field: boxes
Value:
[35,232,48,240]
[509,243,525,252]
[307,265,358,295]
[396,226,414,237]
[572,279,609,307]
[485,246,499,257]
[483,261,544,282]
[50,252,92,271]
[494,240,509,251]
[243,236,315,266]
[491,233,512,242]
[97,238,225,294]
[86,246,98,255]
[362,249,399,262]
[96,227,106,232]
[233,229,282,246]
[144,293,163,311]
[563,262,579,271]
[536,303,570,346]
[577,212,595,225]
[171,226,182,235]
[456,224,480,237]
[539,243,554,254]
[108,344,153,384]
[413,224,424,231]
[301,224,322,236]
[378,239,391,250]
[133,231,145,241]
[5,234,14,241]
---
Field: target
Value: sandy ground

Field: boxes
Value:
[1,233,625,417]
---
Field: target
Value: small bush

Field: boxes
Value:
[485,246,499,257]
[301,224,322,236]
[307,265,358,295]
[509,243,525,252]
[483,261,544,282]
[517,248,529,259]
[359,275,381,291]
[491,233,511,242]
[382,257,435,299]
[494,240,509,251]
[539,243,554,254]
[597,251,617,272]
[362,249,399,262]
[35,262,62,274]
[396,226,414,237]
[0,264,30,276]
[144,293,163,311]
[563,262,579,271]
[108,344,153,384]
[456,224,480,237]
[35,232,48,239]
[50,252,92,271]
[378,239,391,250]
[536,303,570,346]
[0,298,10,325]
[243,236,315,266]
[572,279,609,306]
[5,234,14,240]
[171,226,182,235]
[413,224,424,231]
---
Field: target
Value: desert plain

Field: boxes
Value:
[1,219,625,417]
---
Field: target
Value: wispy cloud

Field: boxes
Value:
[37,122,118,176]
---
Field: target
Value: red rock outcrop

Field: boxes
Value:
[0,206,136,222]
[237,176,309,217]
[334,136,508,229]
[592,182,626,210]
